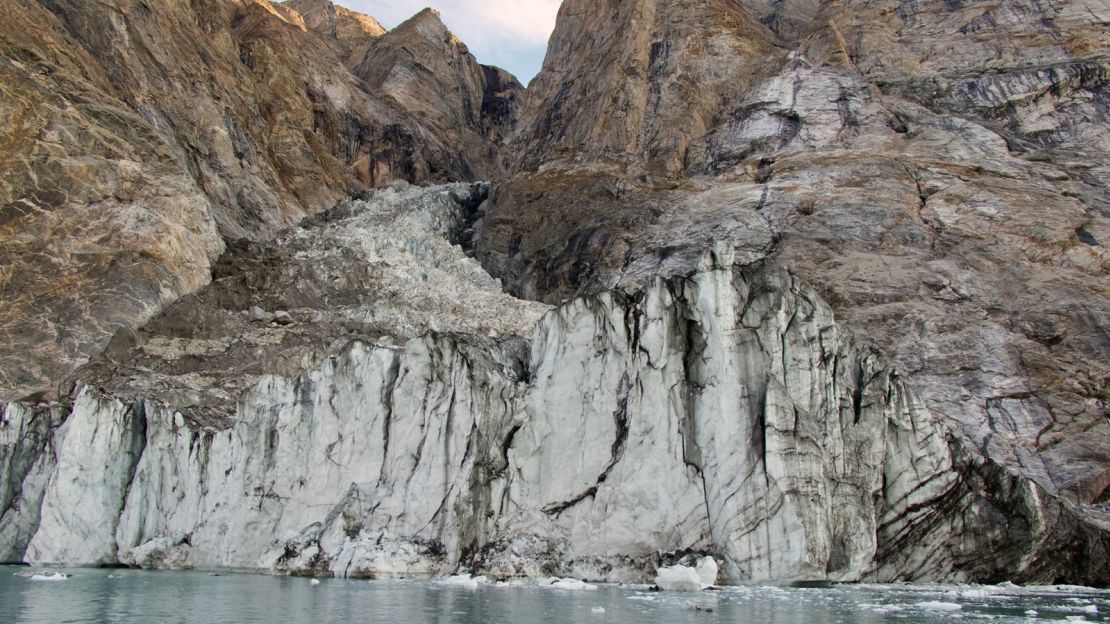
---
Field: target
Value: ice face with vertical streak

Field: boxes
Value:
[0,186,1106,586]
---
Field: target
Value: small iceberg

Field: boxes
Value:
[13,570,69,582]
[917,601,963,611]
[309,579,321,586]
[653,557,718,592]
[439,574,489,590]
[540,577,598,591]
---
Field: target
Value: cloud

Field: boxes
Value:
[335,0,561,83]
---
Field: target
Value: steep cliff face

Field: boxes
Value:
[0,0,521,403]
[2,185,1106,585]
[511,0,781,177]
[1,0,1107,587]
[478,0,1110,521]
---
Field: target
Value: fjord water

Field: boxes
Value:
[1,568,1107,624]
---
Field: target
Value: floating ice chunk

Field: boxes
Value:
[654,557,718,591]
[1025,610,1038,616]
[1082,605,1098,613]
[654,565,702,592]
[30,573,69,582]
[310,579,321,586]
[960,589,992,599]
[864,604,905,613]
[14,570,69,582]
[440,574,489,589]
[917,601,963,611]
[695,557,718,589]
[591,607,606,614]
[540,577,598,591]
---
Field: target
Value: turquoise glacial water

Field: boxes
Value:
[1,566,1107,624]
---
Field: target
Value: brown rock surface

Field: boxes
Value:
[284,0,386,59]
[477,0,1110,511]
[0,0,520,402]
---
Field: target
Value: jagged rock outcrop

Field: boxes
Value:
[349,10,524,160]
[2,185,1106,585]
[0,0,521,403]
[477,0,1110,527]
[284,0,386,60]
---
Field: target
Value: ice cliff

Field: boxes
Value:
[0,0,1107,588]
[2,184,1105,585]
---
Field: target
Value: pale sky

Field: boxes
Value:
[334,0,561,85]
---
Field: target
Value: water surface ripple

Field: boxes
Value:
[1,567,1107,623]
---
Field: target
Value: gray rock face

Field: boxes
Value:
[2,185,1106,585]
[478,0,1110,532]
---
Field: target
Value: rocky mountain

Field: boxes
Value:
[285,0,386,58]
[0,0,520,402]
[479,0,1110,516]
[0,0,1108,586]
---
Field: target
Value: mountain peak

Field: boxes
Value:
[393,7,451,38]
[285,0,386,48]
